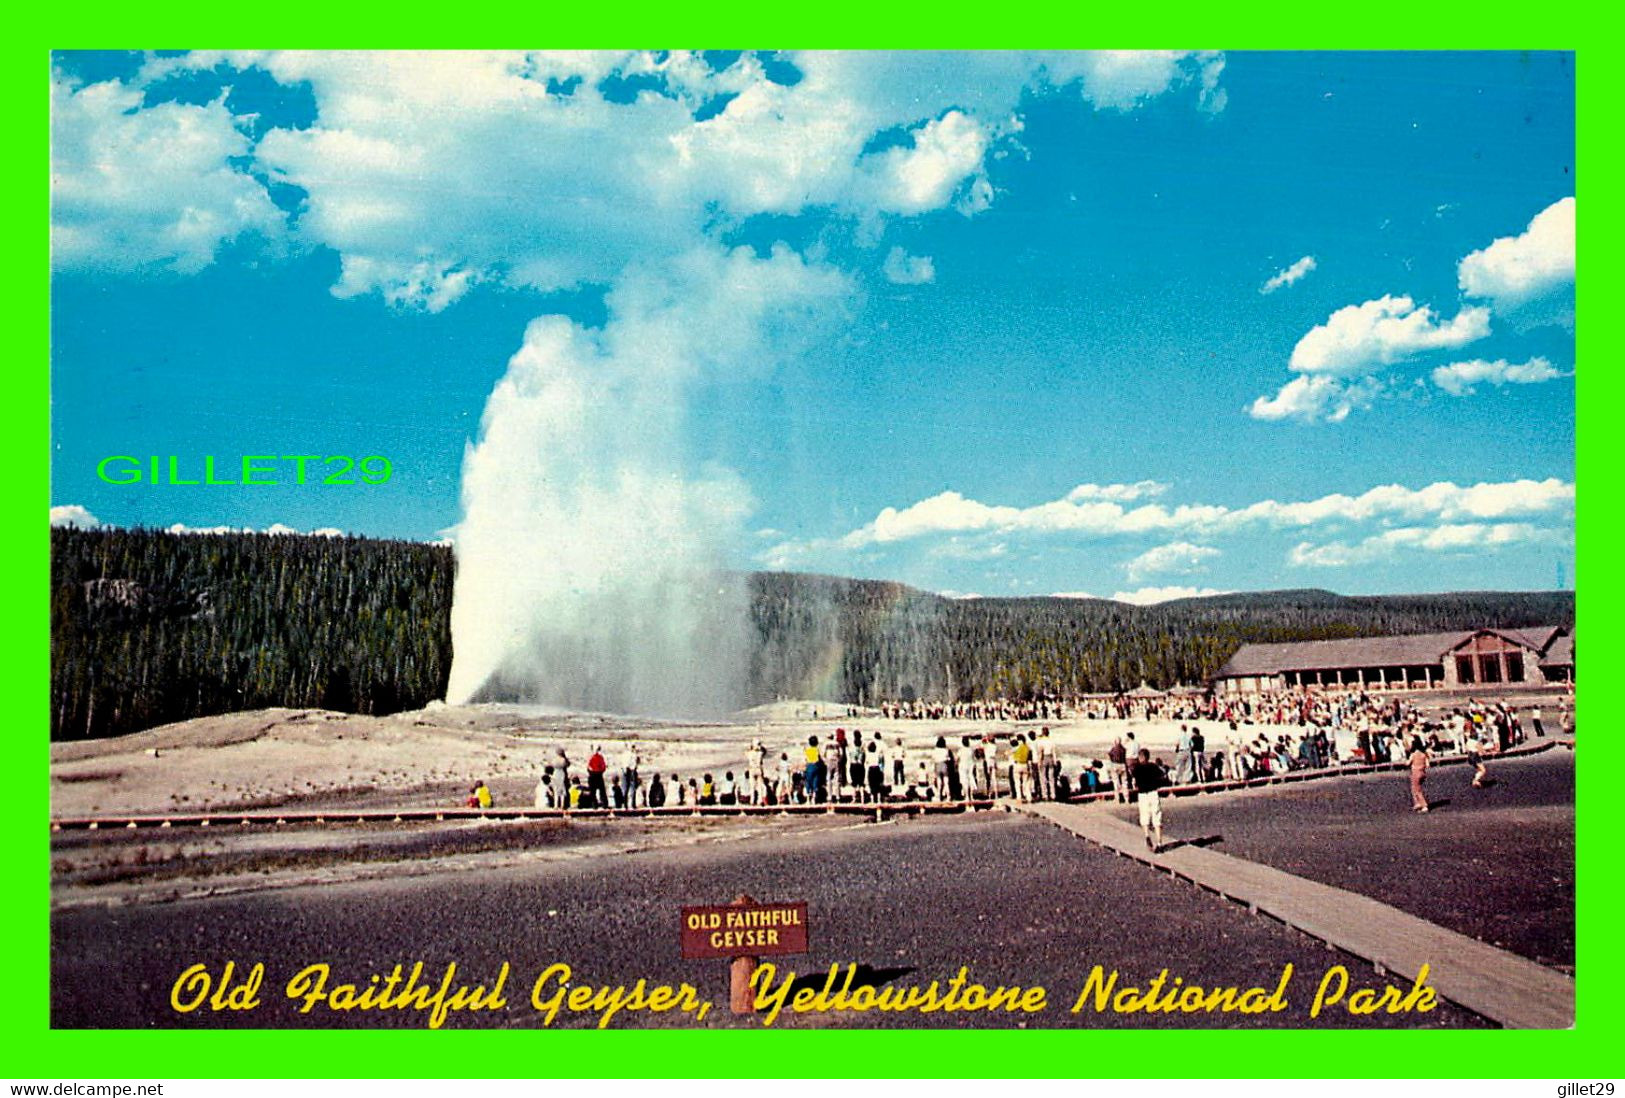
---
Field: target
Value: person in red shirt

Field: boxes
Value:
[587,746,609,808]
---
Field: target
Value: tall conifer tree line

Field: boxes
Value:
[746,575,1573,706]
[52,528,453,739]
[51,528,1573,740]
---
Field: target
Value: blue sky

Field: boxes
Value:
[50,50,1575,603]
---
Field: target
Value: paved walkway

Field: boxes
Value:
[1020,800,1574,1029]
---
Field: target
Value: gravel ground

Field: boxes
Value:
[52,811,1484,1030]
[1109,747,1574,969]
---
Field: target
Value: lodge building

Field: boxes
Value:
[1211,626,1574,695]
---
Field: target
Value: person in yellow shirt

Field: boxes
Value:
[1011,737,1033,802]
[803,735,825,803]
[471,780,493,810]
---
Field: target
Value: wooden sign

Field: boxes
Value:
[680,900,810,960]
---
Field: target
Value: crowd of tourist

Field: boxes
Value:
[877,698,1067,722]
[501,728,1092,811]
[462,687,1572,812]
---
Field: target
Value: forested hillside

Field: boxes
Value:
[747,576,1575,705]
[52,528,454,740]
[50,528,1575,739]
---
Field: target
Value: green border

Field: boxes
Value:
[14,21,1611,1079]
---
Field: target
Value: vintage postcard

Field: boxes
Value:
[44,50,1576,1043]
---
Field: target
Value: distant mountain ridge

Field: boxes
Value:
[51,527,1574,739]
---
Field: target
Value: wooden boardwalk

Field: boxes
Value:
[1020,801,1574,1029]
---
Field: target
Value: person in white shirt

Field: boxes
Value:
[1035,729,1057,801]
[867,737,887,802]
[931,737,953,801]
[774,753,792,805]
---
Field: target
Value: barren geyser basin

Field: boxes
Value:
[50,700,1216,818]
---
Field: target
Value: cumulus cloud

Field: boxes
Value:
[882,246,935,285]
[1123,541,1220,581]
[833,484,1229,550]
[1110,585,1232,605]
[1251,201,1574,424]
[1260,255,1316,294]
[59,50,1224,304]
[761,475,1573,566]
[1039,50,1227,112]
[1288,522,1556,568]
[1226,477,1573,527]
[51,77,285,275]
[1458,197,1574,313]
[859,110,990,215]
[1250,294,1491,422]
[50,504,100,528]
[1432,356,1565,397]
[1288,295,1490,377]
[1248,375,1382,423]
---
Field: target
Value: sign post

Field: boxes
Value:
[730,946,756,1015]
[681,894,810,1016]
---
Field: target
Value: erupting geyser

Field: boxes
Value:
[445,246,845,716]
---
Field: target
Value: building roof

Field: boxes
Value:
[1499,625,1566,653]
[1214,626,1569,679]
[1540,631,1575,667]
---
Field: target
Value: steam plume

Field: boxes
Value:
[446,245,845,715]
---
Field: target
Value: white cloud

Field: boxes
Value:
[1250,293,1492,422]
[833,483,1227,550]
[1260,255,1316,294]
[1227,477,1573,527]
[882,246,936,285]
[1432,356,1565,397]
[1289,522,1555,568]
[1458,197,1574,312]
[1248,375,1382,423]
[50,504,100,528]
[1051,590,1101,600]
[1252,201,1574,425]
[1111,585,1232,605]
[1038,51,1226,112]
[859,110,990,215]
[51,78,286,275]
[67,512,335,541]
[1067,480,1169,502]
[761,475,1573,566]
[166,522,246,535]
[56,51,1224,300]
[1123,540,1220,581]
[264,523,346,537]
[1288,295,1491,377]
